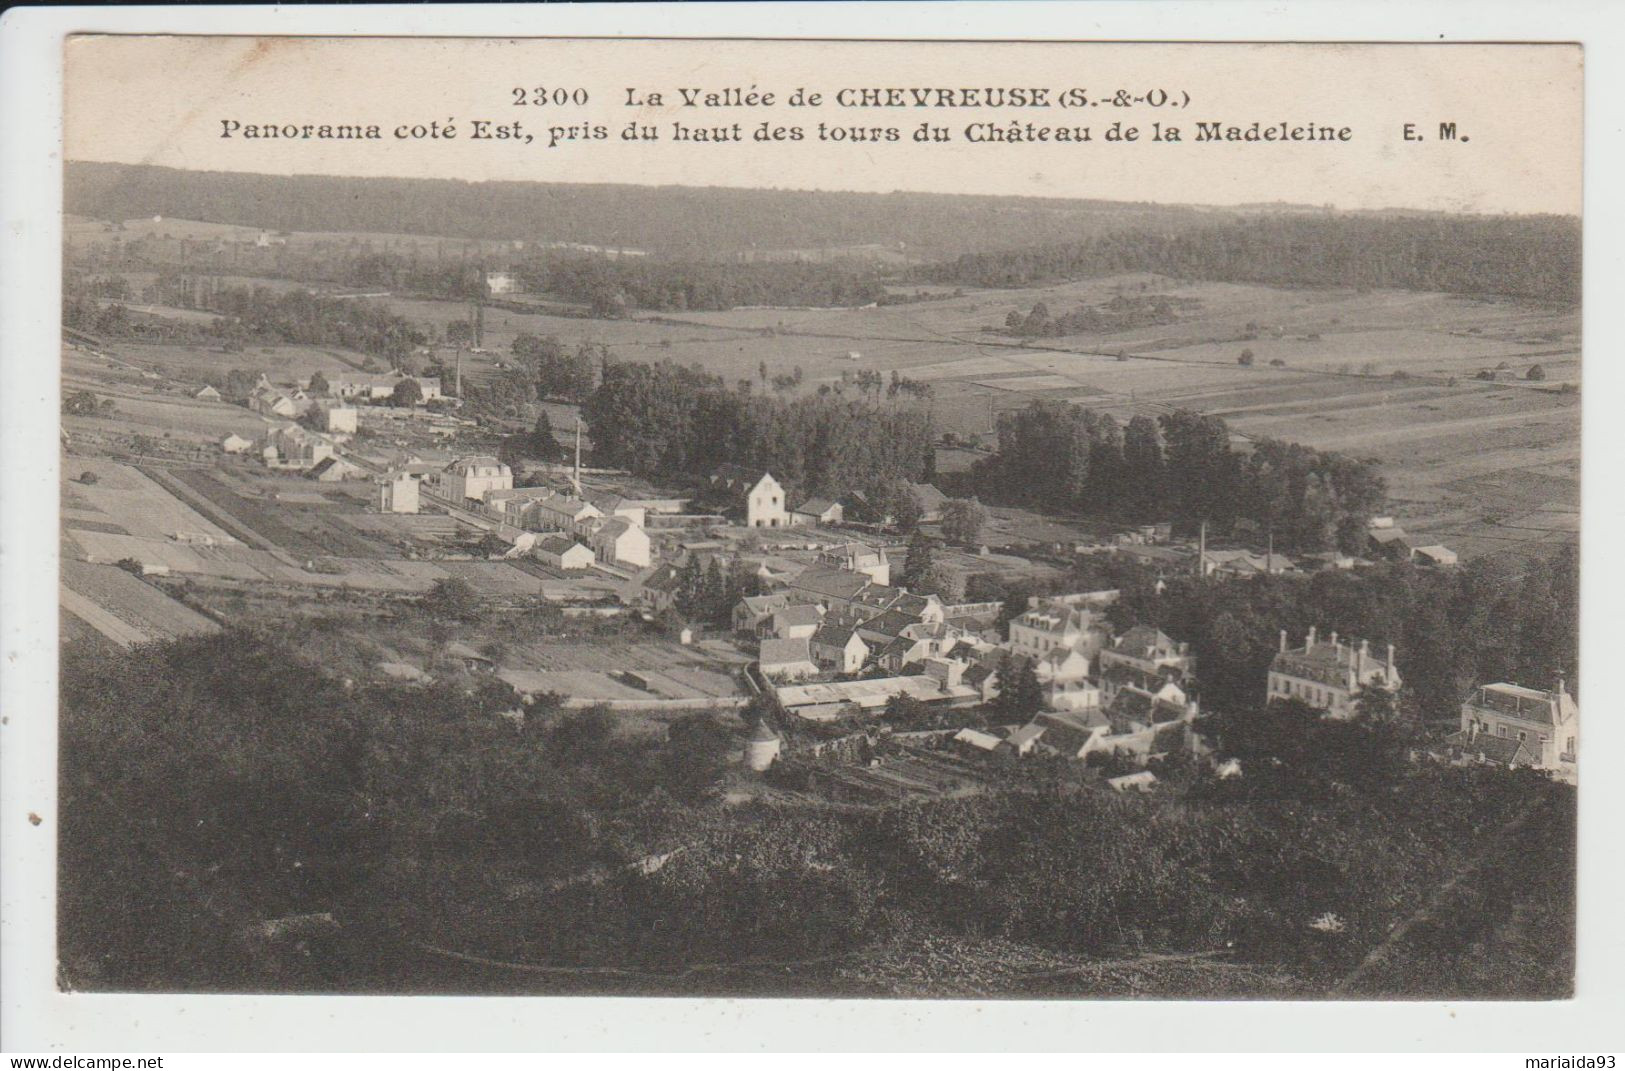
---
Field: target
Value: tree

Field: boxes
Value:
[1526,364,1547,382]
[892,487,925,533]
[901,530,936,589]
[307,370,331,396]
[445,319,473,344]
[883,693,933,729]
[391,377,423,408]
[63,390,100,416]
[530,409,562,461]
[941,497,987,546]
[544,706,618,766]
[423,577,480,621]
[1238,348,1255,366]
[79,471,99,485]
[994,653,1045,720]
[662,713,733,802]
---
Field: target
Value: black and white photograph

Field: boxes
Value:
[5,15,1616,1051]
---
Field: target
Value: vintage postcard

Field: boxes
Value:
[39,29,1584,1013]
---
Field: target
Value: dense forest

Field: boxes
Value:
[59,624,1573,996]
[63,281,426,367]
[67,164,1581,310]
[927,215,1582,303]
[967,400,1386,552]
[582,359,935,510]
[516,254,887,314]
[65,161,1223,259]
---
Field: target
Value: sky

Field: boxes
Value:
[65,37,1583,215]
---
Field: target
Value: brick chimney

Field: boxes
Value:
[1279,629,1288,653]
[1307,626,1317,650]
[1386,643,1396,674]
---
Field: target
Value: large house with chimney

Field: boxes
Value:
[1442,681,1578,783]
[1008,603,1110,664]
[439,456,513,503]
[1267,627,1401,717]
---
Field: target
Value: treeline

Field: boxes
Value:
[998,294,1199,338]
[65,161,1223,259]
[59,627,1572,995]
[510,334,600,402]
[62,296,207,345]
[1065,544,1580,723]
[928,215,1582,304]
[970,401,1385,553]
[583,360,934,503]
[517,255,887,314]
[200,286,427,366]
[61,282,427,367]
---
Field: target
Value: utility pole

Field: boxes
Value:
[572,419,583,497]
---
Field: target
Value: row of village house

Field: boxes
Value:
[216,423,1560,779]
[719,548,1576,781]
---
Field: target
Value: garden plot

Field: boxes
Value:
[60,560,219,644]
[65,460,238,543]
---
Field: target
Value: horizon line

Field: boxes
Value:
[63,157,1578,221]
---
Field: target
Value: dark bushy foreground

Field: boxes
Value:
[59,631,1573,997]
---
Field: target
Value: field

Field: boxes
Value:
[497,638,749,705]
[63,259,1581,563]
[371,274,1578,561]
[60,559,220,647]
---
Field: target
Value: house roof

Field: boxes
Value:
[1106,686,1187,732]
[877,636,922,663]
[821,541,885,563]
[738,592,791,614]
[797,497,839,515]
[811,624,865,651]
[790,568,873,601]
[594,517,641,540]
[1014,605,1094,636]
[1034,709,1110,754]
[889,592,936,616]
[537,534,588,555]
[908,481,949,509]
[1103,662,1184,691]
[953,728,1003,751]
[748,720,781,743]
[1442,730,1536,766]
[448,455,508,474]
[858,608,923,640]
[1007,722,1046,750]
[1467,683,1576,727]
[772,604,825,628]
[760,637,815,667]
[305,456,357,478]
[644,566,684,594]
[1112,625,1182,660]
[1271,636,1395,688]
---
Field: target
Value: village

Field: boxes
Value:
[60,329,1578,811]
